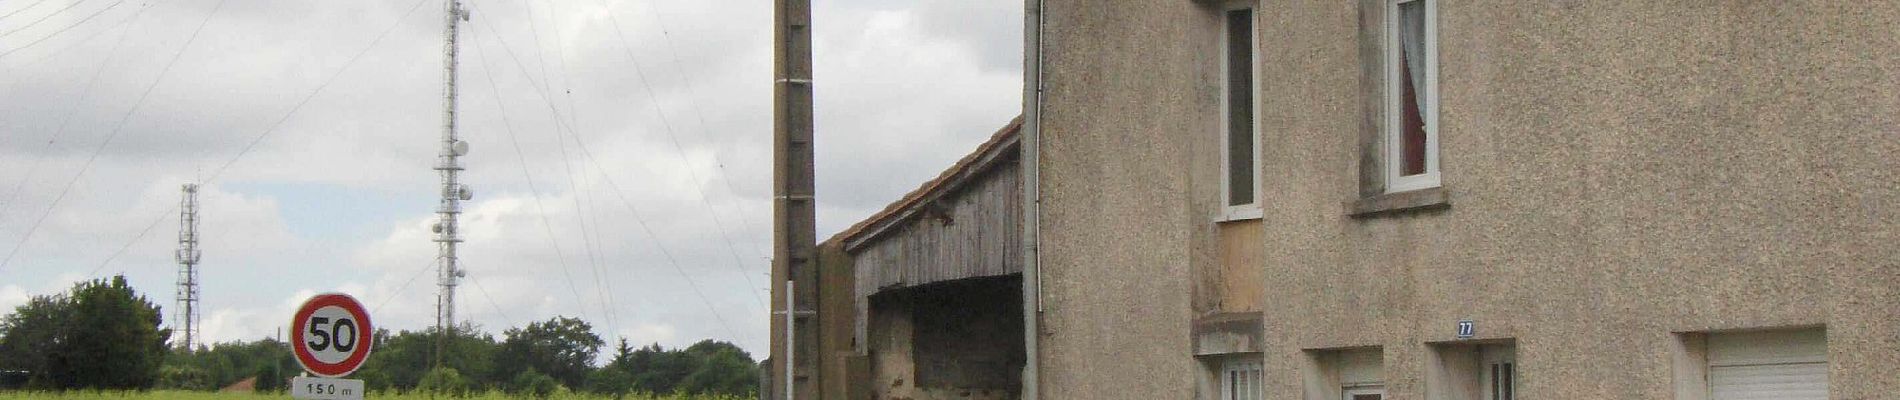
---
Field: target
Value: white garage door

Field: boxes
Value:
[1708,329,1827,400]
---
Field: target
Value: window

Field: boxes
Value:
[1222,358,1263,400]
[1384,0,1438,193]
[1427,342,1514,400]
[1306,348,1383,400]
[1481,346,1515,400]
[1676,328,1827,400]
[1219,3,1260,220]
[1346,387,1385,400]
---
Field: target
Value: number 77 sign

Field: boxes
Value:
[291,293,375,377]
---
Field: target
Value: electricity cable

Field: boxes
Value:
[496,0,619,335]
[614,0,770,260]
[584,0,765,309]
[0,11,141,228]
[461,11,741,340]
[373,256,444,315]
[0,0,228,273]
[466,25,595,325]
[0,0,55,21]
[0,0,99,39]
[77,0,433,277]
[0,0,127,59]
[0,0,155,67]
[460,264,514,324]
[518,0,620,336]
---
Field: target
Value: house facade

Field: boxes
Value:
[1020,1,1898,400]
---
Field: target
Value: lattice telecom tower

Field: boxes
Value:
[431,0,473,333]
[174,183,202,352]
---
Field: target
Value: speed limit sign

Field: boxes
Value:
[291,293,374,377]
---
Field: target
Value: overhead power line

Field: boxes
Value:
[615,0,770,260]
[374,256,444,315]
[0,0,128,59]
[459,7,742,340]
[0,0,100,39]
[0,7,144,229]
[0,0,228,273]
[0,0,55,21]
[0,0,159,73]
[461,264,515,324]
[586,0,765,309]
[78,0,434,277]
[466,24,596,325]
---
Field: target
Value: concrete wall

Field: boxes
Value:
[1034,1,1214,399]
[1034,1,1898,399]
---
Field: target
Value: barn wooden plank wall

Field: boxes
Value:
[850,160,1022,299]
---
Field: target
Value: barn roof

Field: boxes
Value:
[828,116,1023,251]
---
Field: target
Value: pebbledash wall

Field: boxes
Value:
[1026,1,1898,399]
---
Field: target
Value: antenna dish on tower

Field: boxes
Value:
[451,140,469,156]
[459,185,474,201]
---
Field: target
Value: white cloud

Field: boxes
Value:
[0,285,27,314]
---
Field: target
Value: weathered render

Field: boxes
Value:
[1028,1,1897,400]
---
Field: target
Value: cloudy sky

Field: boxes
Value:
[0,0,1021,357]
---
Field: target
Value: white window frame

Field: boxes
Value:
[1221,358,1263,400]
[1217,1,1262,221]
[1382,0,1440,193]
[1344,386,1385,400]
[1480,346,1516,400]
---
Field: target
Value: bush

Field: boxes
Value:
[254,363,285,393]
[156,365,211,390]
[416,366,471,397]
[509,369,562,399]
[584,366,635,398]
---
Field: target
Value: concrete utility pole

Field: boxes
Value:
[770,0,818,398]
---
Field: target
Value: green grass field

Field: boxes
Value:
[0,390,751,399]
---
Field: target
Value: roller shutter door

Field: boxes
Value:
[1708,329,1827,400]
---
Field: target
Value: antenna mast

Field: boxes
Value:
[174,183,201,352]
[432,0,472,336]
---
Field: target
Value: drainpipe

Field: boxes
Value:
[1020,0,1045,399]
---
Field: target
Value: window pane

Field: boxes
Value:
[1501,363,1513,400]
[1396,1,1427,177]
[1228,370,1239,400]
[1491,364,1500,400]
[1226,8,1255,206]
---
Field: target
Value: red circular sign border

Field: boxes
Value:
[290,293,374,377]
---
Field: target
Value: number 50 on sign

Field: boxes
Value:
[291,293,375,378]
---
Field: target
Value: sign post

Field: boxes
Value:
[289,293,373,400]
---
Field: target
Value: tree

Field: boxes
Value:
[416,366,471,397]
[493,316,601,389]
[156,365,211,390]
[0,275,171,390]
[631,343,694,394]
[583,366,635,398]
[356,324,496,392]
[678,340,760,396]
[0,294,72,389]
[508,368,562,398]
[587,339,639,398]
[163,338,296,391]
[254,362,285,393]
[600,339,758,396]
